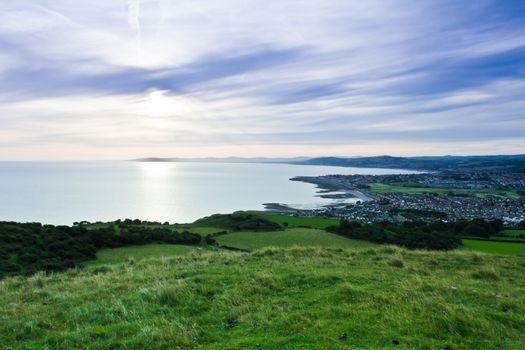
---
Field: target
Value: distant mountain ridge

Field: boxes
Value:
[133,155,525,171]
[133,156,309,163]
[296,155,525,171]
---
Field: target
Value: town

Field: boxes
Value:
[267,170,525,227]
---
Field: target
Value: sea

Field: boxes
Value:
[0,161,414,225]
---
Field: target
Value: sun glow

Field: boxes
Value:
[140,89,194,117]
[137,161,175,178]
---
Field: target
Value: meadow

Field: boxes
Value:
[215,228,375,251]
[2,246,525,350]
[88,244,202,266]
[368,183,520,199]
[262,213,340,229]
[2,213,525,349]
[462,239,525,256]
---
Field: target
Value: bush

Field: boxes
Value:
[327,219,461,250]
[0,221,202,278]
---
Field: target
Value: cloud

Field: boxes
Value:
[0,0,524,159]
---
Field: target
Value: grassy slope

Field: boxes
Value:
[462,239,525,256]
[263,213,340,229]
[88,244,201,266]
[215,228,375,251]
[2,247,525,350]
[369,183,519,199]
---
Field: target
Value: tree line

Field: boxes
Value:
[0,222,201,278]
[326,218,503,250]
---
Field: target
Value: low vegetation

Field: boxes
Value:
[88,244,201,266]
[462,239,525,256]
[2,247,524,349]
[215,228,375,251]
[263,213,340,229]
[2,213,512,278]
[1,212,525,348]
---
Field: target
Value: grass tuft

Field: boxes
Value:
[388,258,405,268]
[471,269,500,281]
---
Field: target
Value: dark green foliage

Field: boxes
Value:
[328,218,506,250]
[0,221,201,278]
[327,220,461,250]
[389,208,447,219]
[205,235,217,245]
[0,222,96,277]
[454,219,503,238]
[193,212,283,231]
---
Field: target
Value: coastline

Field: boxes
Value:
[291,176,374,202]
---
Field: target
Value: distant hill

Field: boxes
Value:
[133,154,525,171]
[296,155,525,171]
[192,212,282,232]
[133,156,309,163]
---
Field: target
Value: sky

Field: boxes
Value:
[0,0,524,160]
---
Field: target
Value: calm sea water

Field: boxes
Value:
[0,162,413,225]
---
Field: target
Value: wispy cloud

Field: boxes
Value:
[0,0,524,159]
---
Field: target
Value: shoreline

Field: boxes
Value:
[291,176,374,202]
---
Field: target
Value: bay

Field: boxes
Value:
[0,161,413,224]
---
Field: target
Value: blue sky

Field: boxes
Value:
[0,0,524,160]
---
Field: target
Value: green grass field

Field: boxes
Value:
[501,229,525,237]
[462,239,525,255]
[88,244,201,266]
[215,228,377,251]
[2,246,524,349]
[263,213,340,229]
[369,183,520,199]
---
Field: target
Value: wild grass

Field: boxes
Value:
[462,239,525,256]
[215,228,376,250]
[1,247,524,349]
[87,244,203,266]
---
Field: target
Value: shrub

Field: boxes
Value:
[327,219,461,250]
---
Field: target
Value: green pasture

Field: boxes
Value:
[368,183,519,199]
[462,239,525,255]
[2,247,525,349]
[264,213,340,229]
[215,228,376,251]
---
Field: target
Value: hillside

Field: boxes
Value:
[133,155,525,171]
[2,246,525,350]
[297,155,525,171]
